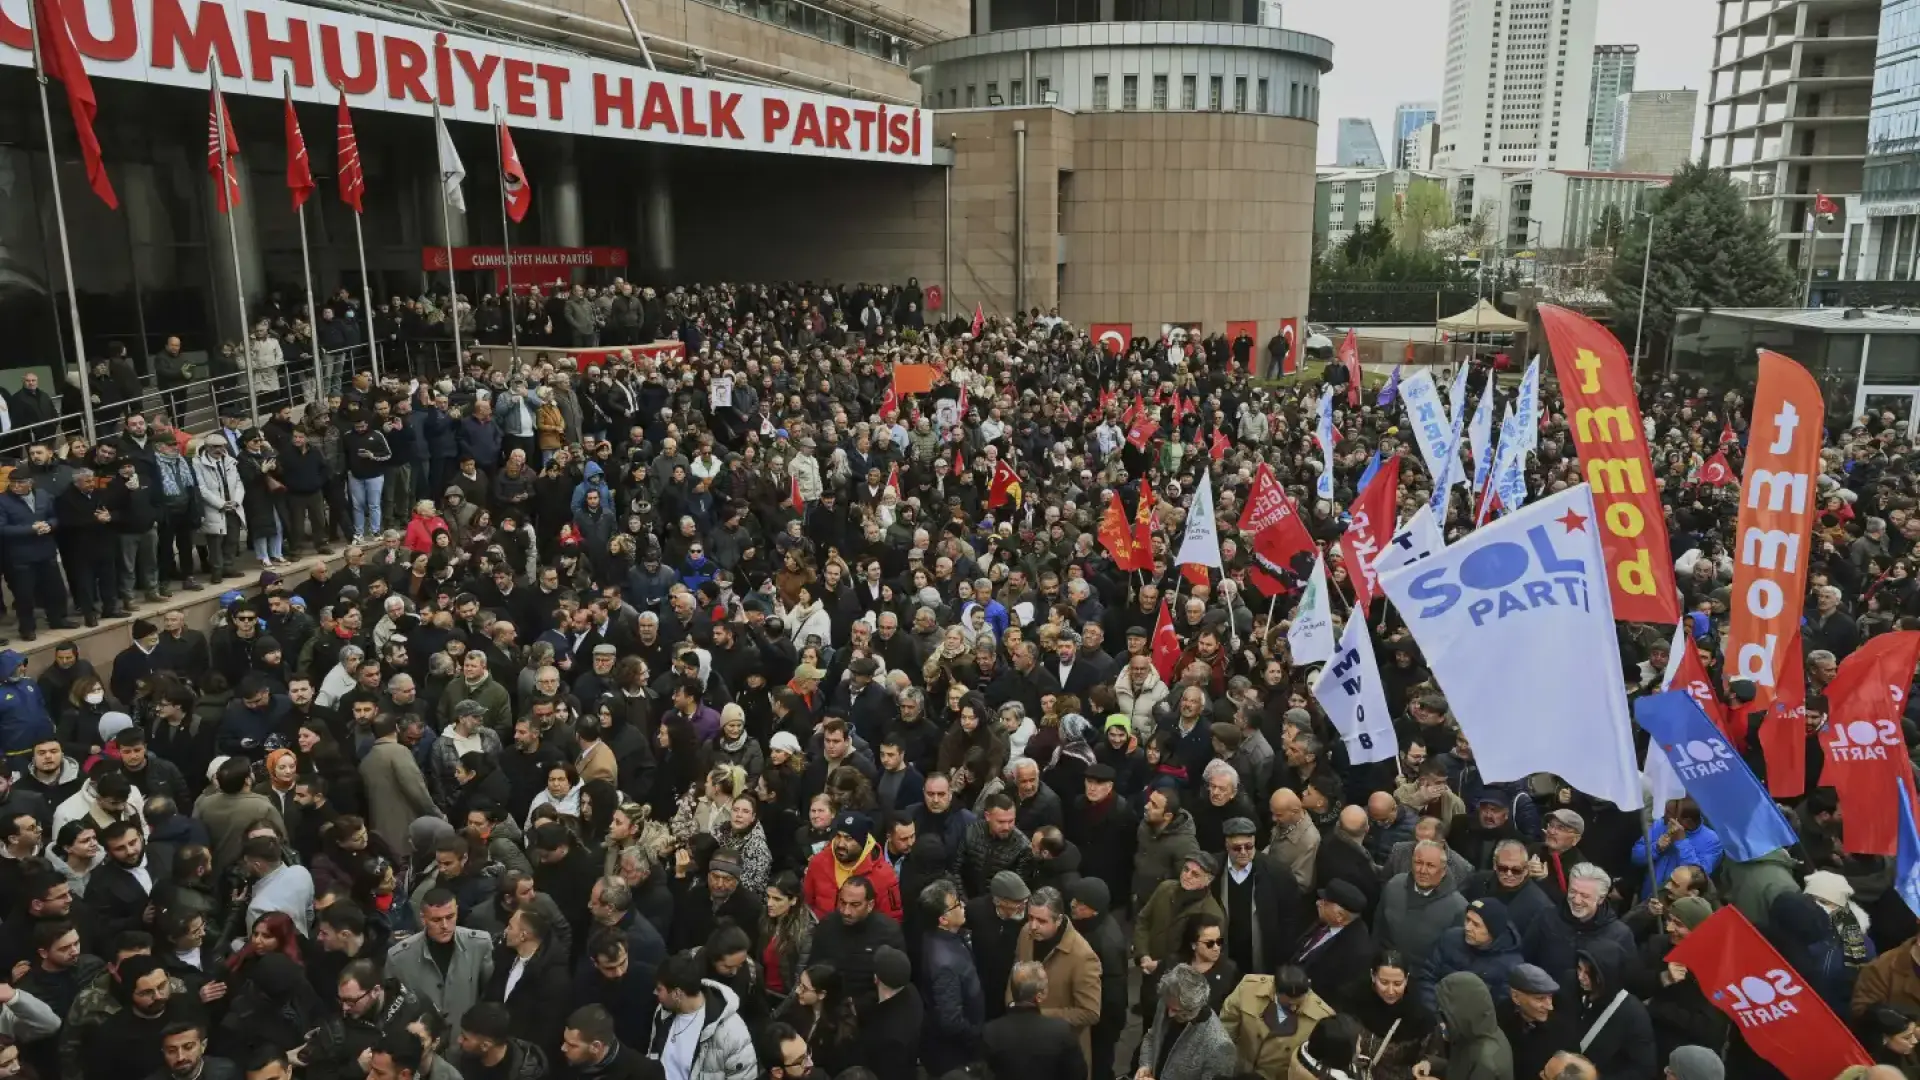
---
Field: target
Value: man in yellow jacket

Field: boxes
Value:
[1220,964,1332,1079]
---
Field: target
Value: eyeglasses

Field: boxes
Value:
[1196,937,1223,948]
[1226,842,1256,852]
[1495,864,1528,876]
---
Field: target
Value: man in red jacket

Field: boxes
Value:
[803,810,903,921]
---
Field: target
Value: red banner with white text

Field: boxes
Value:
[1667,907,1872,1080]
[1819,630,1920,855]
[1725,351,1825,711]
[1538,304,1679,624]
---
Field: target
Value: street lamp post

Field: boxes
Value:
[1632,209,1655,379]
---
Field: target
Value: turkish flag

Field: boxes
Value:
[969,304,984,338]
[1340,454,1401,611]
[789,475,804,518]
[1091,323,1131,355]
[879,379,900,420]
[1719,422,1738,448]
[1279,318,1300,376]
[1697,450,1736,487]
[283,81,314,210]
[34,0,115,208]
[1814,192,1840,218]
[1819,630,1920,855]
[1240,463,1317,600]
[1208,430,1229,462]
[499,120,531,224]
[1667,906,1872,1080]
[1150,600,1182,683]
[884,463,900,498]
[1338,329,1363,406]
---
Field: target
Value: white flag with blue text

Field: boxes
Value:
[1315,388,1337,502]
[1469,377,1497,495]
[1372,503,1445,578]
[1397,371,1455,504]
[1448,362,1471,429]
[1515,357,1541,453]
[1379,483,1644,809]
[1288,554,1336,666]
[1313,612,1398,765]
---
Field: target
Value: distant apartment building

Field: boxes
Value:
[1587,45,1640,170]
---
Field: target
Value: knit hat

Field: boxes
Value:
[1069,878,1111,917]
[832,811,871,842]
[769,732,803,756]
[990,871,1031,902]
[709,854,743,880]
[1669,896,1714,930]
[1803,870,1854,910]
[1467,896,1511,941]
[1104,715,1132,733]
[872,945,912,990]
[97,711,135,745]
[1667,1046,1725,1080]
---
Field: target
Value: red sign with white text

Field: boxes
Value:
[1820,630,1920,855]
[0,0,933,165]
[423,246,628,272]
[1668,907,1871,1080]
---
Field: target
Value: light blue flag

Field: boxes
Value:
[1377,365,1402,407]
[1315,388,1337,502]
[1357,450,1383,497]
[1429,377,1471,519]
[1468,377,1497,497]
[1634,690,1798,862]
[1898,782,1920,918]
[1379,483,1644,809]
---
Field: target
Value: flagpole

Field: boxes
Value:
[435,103,464,370]
[353,210,379,384]
[286,76,323,413]
[27,0,99,443]
[214,69,259,423]
[494,107,520,365]
[1803,210,1818,308]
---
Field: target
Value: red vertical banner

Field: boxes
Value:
[1819,630,1920,855]
[1726,351,1825,710]
[1337,329,1362,406]
[1537,304,1680,623]
[1278,318,1300,376]
[1760,630,1809,799]
[1341,454,1402,611]
[1667,907,1873,1080]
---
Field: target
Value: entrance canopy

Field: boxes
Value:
[1437,300,1528,334]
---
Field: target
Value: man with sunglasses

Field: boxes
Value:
[1213,817,1301,978]
[1461,839,1556,943]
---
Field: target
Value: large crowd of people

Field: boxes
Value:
[0,277,1905,1080]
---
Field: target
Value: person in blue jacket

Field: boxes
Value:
[0,470,72,639]
[0,651,54,766]
[1630,799,1724,898]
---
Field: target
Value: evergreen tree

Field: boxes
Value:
[1605,162,1797,350]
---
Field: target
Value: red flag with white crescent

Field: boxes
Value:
[499,120,531,224]
[884,463,901,498]
[789,476,805,518]
[1696,450,1736,487]
[1150,600,1182,683]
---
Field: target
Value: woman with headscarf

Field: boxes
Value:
[1043,713,1098,804]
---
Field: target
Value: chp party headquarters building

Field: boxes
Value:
[0,0,1330,365]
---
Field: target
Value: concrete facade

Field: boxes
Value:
[1612,90,1699,175]
[1436,0,1600,170]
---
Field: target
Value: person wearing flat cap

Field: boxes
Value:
[1288,878,1373,996]
[1134,853,1224,1016]
[1212,815,1301,978]
[800,810,903,923]
[1499,962,1579,1080]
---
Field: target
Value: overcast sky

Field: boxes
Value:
[1288,0,1720,165]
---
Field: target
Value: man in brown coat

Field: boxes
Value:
[359,715,442,855]
[1854,934,1920,1018]
[1011,885,1103,1078]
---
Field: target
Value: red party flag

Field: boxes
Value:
[33,0,116,208]
[208,80,242,214]
[282,79,314,210]
[1132,480,1159,570]
[883,463,901,498]
[1819,630,1920,855]
[335,89,365,214]
[952,446,965,478]
[1671,640,1737,746]
[1667,906,1872,1080]
[1100,493,1140,571]
[1240,463,1317,600]
[1208,430,1229,462]
[1150,599,1182,683]
[1760,630,1810,799]
[499,120,531,224]
[1338,329,1362,407]
[789,475,805,518]
[969,303,984,338]
[1340,454,1401,611]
